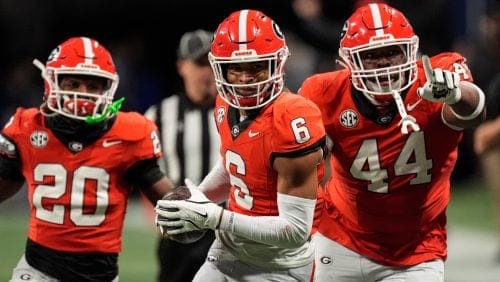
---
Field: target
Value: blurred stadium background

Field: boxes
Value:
[1,0,499,281]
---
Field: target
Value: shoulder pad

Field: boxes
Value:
[271,93,326,153]
[418,52,473,82]
[110,112,158,141]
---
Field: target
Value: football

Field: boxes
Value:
[157,185,207,244]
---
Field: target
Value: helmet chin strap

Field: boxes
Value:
[391,90,420,134]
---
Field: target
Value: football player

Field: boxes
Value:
[155,9,327,281]
[0,37,175,281]
[297,3,486,281]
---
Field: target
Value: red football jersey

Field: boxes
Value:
[2,109,162,253]
[213,92,326,218]
[299,52,473,266]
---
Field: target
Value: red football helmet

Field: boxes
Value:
[33,37,119,121]
[209,9,289,110]
[339,3,419,100]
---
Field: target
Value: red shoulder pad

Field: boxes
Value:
[418,52,473,82]
[271,93,326,153]
[108,112,159,142]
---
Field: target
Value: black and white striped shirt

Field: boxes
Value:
[144,94,220,186]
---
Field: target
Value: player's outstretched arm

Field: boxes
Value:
[417,55,486,129]
[155,149,322,248]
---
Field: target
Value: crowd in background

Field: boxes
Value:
[0,0,497,182]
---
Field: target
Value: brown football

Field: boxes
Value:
[158,185,207,244]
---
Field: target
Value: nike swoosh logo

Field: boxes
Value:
[186,200,210,218]
[102,140,122,147]
[406,99,423,112]
[248,130,260,138]
[196,211,208,218]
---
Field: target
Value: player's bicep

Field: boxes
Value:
[124,158,164,188]
[273,149,322,199]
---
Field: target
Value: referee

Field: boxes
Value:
[144,29,220,282]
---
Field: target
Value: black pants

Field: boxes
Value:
[157,230,215,282]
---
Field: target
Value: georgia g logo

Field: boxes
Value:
[340,20,349,41]
[47,46,61,62]
[320,256,333,265]
[19,273,32,280]
[272,22,284,39]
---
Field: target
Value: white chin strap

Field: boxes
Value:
[391,90,420,134]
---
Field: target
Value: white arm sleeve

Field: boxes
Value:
[218,192,316,248]
[198,158,230,204]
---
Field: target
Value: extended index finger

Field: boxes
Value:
[421,55,435,83]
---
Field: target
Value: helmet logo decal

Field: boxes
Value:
[47,46,61,63]
[340,20,348,40]
[339,109,359,128]
[272,22,284,39]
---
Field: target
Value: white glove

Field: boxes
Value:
[184,178,199,192]
[417,55,462,104]
[155,183,223,235]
